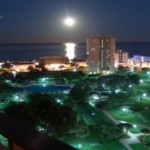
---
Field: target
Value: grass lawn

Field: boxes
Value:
[108,107,150,126]
[129,126,142,134]
[62,106,127,150]
[63,133,126,150]
[130,143,149,150]
[145,135,150,143]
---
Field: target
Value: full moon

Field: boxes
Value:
[64,18,75,26]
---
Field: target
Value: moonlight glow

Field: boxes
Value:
[65,43,76,60]
[64,18,75,26]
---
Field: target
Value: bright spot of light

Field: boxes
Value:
[128,84,132,88]
[65,43,76,60]
[64,18,75,26]
[93,94,99,100]
[122,107,127,112]
[115,89,121,94]
[42,84,46,87]
[78,144,82,148]
[143,93,147,97]
[133,124,137,128]
[140,79,143,83]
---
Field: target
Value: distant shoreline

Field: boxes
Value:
[0,42,150,45]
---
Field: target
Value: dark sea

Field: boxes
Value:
[0,42,150,61]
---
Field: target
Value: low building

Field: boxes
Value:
[12,61,36,72]
[128,55,150,68]
[39,56,69,70]
[72,59,87,68]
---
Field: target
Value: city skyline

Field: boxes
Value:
[0,0,150,43]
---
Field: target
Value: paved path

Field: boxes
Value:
[101,110,142,150]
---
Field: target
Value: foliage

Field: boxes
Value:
[126,74,140,85]
[74,116,90,138]
[4,93,77,136]
[68,84,88,105]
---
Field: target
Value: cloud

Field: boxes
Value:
[0,16,3,19]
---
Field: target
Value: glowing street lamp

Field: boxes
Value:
[115,89,121,94]
[140,79,143,83]
[121,106,130,113]
[133,124,137,128]
[143,93,147,97]
[78,144,82,148]
[12,70,17,78]
[128,84,132,88]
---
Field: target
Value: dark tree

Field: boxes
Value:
[126,74,140,85]
[4,93,77,136]
[68,85,88,105]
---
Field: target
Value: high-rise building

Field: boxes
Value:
[87,35,115,74]
[115,50,129,67]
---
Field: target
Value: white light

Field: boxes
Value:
[102,84,105,88]
[56,99,61,103]
[65,43,76,60]
[89,101,95,107]
[92,112,95,116]
[93,94,99,100]
[121,106,130,113]
[12,70,17,78]
[115,89,121,93]
[64,18,75,26]
[42,84,46,87]
[15,95,19,100]
[129,84,132,88]
[140,79,143,83]
[122,107,127,112]
[143,93,147,97]
[133,124,137,128]
[130,67,134,72]
[41,78,46,82]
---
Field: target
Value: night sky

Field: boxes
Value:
[0,0,150,43]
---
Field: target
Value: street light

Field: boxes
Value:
[133,124,137,128]
[143,93,147,97]
[140,79,143,83]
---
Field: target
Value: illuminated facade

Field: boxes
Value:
[87,35,115,74]
[72,59,87,67]
[128,55,150,68]
[40,56,69,70]
[40,56,69,64]
[12,62,36,72]
[115,50,128,67]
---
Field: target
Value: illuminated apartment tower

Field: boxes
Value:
[87,35,115,74]
[115,50,128,67]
